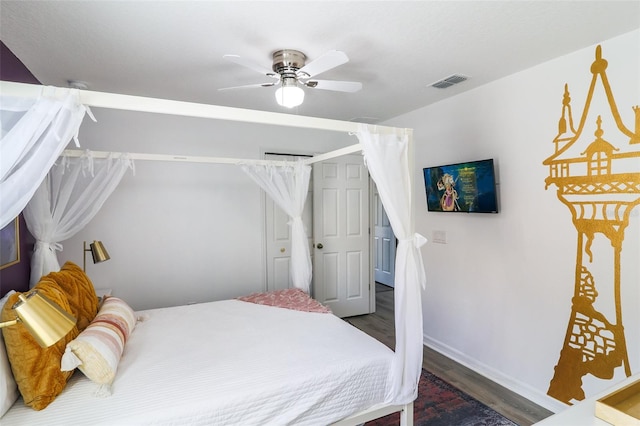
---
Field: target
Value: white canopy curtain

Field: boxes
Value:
[23,151,134,287]
[356,124,427,405]
[241,160,312,293]
[0,87,90,229]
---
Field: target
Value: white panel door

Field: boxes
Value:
[374,187,396,287]
[264,154,313,292]
[313,155,371,317]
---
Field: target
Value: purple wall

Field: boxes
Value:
[0,41,39,84]
[0,41,39,296]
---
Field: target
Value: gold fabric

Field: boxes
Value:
[1,262,97,410]
[1,283,78,410]
[40,262,98,332]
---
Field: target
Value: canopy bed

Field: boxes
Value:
[0,80,426,425]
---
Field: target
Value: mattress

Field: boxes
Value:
[2,299,394,425]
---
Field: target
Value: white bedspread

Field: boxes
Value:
[2,300,393,425]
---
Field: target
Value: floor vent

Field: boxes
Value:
[429,74,469,89]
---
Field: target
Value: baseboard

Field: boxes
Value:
[423,335,568,414]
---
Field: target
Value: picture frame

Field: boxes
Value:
[0,217,20,270]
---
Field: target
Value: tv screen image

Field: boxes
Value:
[423,159,498,213]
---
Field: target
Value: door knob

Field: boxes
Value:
[316,243,323,249]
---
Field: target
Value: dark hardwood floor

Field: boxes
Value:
[346,284,554,426]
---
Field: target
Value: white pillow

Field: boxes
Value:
[61,297,137,395]
[0,290,19,418]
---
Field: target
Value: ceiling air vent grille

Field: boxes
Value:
[429,74,469,89]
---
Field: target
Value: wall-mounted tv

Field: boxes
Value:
[423,158,499,213]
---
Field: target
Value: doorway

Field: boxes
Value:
[312,154,371,317]
[373,184,396,288]
[263,152,389,318]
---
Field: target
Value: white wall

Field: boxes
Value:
[385,29,639,412]
[58,109,354,310]
[56,29,639,413]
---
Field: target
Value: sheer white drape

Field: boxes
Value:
[0,88,90,229]
[24,152,134,287]
[357,124,427,405]
[241,160,312,293]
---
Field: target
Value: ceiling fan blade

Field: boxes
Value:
[297,50,349,78]
[223,54,278,77]
[305,80,362,93]
[218,82,278,91]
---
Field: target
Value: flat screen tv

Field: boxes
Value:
[423,158,499,213]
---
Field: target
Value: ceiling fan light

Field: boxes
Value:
[275,85,304,108]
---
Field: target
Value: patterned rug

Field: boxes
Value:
[366,369,518,426]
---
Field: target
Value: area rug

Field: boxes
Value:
[365,369,518,426]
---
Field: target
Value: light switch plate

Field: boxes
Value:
[432,230,447,244]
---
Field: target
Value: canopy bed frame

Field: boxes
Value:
[0,80,424,426]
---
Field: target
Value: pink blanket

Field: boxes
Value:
[237,288,331,314]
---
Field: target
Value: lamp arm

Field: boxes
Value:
[0,318,20,329]
[83,240,88,272]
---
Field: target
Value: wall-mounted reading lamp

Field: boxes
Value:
[0,291,76,347]
[83,240,110,272]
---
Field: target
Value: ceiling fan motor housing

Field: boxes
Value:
[272,49,307,76]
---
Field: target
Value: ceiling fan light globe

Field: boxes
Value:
[275,86,304,108]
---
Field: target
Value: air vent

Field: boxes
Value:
[429,74,469,89]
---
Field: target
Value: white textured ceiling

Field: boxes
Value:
[1,1,639,123]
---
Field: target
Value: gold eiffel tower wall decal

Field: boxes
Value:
[543,45,640,405]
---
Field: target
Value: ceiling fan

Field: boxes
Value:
[219,49,362,108]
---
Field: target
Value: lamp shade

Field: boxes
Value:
[90,240,110,264]
[12,291,76,347]
[275,79,304,108]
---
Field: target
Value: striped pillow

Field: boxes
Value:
[61,297,136,389]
